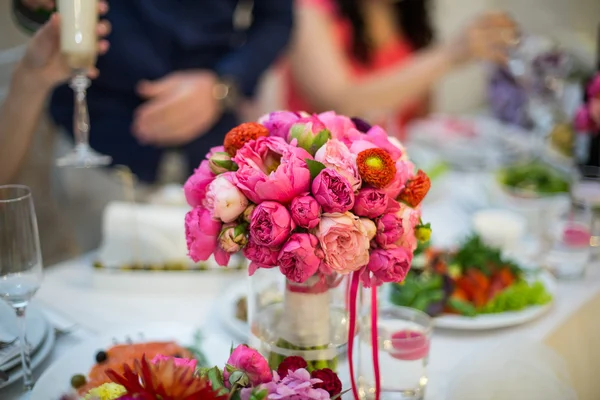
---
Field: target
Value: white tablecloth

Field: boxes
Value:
[2,172,600,399]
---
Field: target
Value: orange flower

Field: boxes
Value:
[356,148,396,189]
[398,170,431,208]
[224,122,269,156]
[106,355,227,400]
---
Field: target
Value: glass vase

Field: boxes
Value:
[248,267,349,372]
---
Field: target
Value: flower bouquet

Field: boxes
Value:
[184,111,431,399]
[63,344,345,400]
[574,73,600,134]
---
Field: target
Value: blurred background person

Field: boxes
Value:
[9,0,293,257]
[0,5,110,264]
[279,0,518,139]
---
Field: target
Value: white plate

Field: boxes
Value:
[218,280,250,341]
[433,270,557,330]
[0,318,55,389]
[0,304,49,371]
[31,322,231,400]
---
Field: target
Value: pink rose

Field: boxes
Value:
[204,173,249,223]
[185,207,222,262]
[376,213,404,249]
[278,233,323,283]
[317,212,370,274]
[314,139,361,191]
[353,188,389,218]
[224,345,272,388]
[243,239,281,275]
[317,111,356,141]
[290,195,321,229]
[234,137,312,204]
[312,169,355,213]
[183,160,214,207]
[361,247,412,287]
[259,111,304,139]
[381,160,414,199]
[151,354,197,371]
[250,201,293,248]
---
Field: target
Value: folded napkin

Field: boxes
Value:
[447,337,576,400]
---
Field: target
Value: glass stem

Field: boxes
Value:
[15,306,33,391]
[70,73,91,150]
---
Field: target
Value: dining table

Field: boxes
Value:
[2,170,600,400]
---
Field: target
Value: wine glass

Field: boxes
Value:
[0,185,43,391]
[55,0,112,168]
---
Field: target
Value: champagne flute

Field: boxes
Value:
[0,185,43,391]
[56,0,112,168]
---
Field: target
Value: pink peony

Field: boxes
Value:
[290,195,321,229]
[259,111,304,139]
[250,201,294,248]
[317,212,370,274]
[278,233,323,283]
[224,345,272,388]
[185,207,221,262]
[312,169,355,213]
[389,201,422,253]
[349,139,378,155]
[204,173,249,223]
[314,139,361,191]
[317,111,356,141]
[234,137,312,204]
[361,247,412,287]
[376,213,405,249]
[183,160,214,207]
[244,239,281,275]
[353,188,389,218]
[151,354,197,371]
[381,160,414,199]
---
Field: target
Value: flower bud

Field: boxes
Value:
[219,223,248,253]
[415,224,432,243]
[209,152,237,175]
[242,204,256,224]
[288,116,331,156]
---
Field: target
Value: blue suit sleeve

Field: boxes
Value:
[215,0,294,97]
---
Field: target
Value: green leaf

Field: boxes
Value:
[230,342,235,356]
[332,389,352,400]
[306,159,327,181]
[250,389,269,400]
[207,367,225,391]
[448,298,477,317]
[229,370,249,387]
[310,129,331,155]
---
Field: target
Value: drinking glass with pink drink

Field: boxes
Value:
[358,307,432,400]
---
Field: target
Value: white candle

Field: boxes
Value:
[58,0,99,70]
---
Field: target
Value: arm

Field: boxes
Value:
[0,65,51,184]
[290,7,516,116]
[215,0,294,97]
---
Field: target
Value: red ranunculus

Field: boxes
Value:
[311,368,342,397]
[276,356,308,378]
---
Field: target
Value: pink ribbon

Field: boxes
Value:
[347,273,381,400]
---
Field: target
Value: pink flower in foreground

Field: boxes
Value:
[241,369,330,400]
[317,212,370,274]
[381,160,414,199]
[314,139,361,191]
[361,247,412,287]
[259,111,304,139]
[290,195,321,229]
[353,188,389,218]
[151,354,197,371]
[183,160,214,207]
[312,169,355,213]
[224,345,272,388]
[317,111,356,141]
[278,233,323,283]
[234,137,312,204]
[204,173,249,223]
[244,239,280,275]
[185,207,221,262]
[376,213,405,249]
[250,201,294,248]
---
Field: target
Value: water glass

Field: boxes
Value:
[544,206,592,279]
[571,166,600,254]
[0,185,43,391]
[358,306,432,400]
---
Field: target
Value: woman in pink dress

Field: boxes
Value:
[285,0,518,139]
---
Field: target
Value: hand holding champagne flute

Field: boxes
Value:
[56,0,112,168]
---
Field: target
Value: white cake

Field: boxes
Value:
[96,202,244,270]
